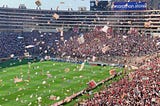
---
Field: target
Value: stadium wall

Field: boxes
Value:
[0,7,159,34]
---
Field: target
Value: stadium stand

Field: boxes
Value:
[0,7,160,33]
[0,2,160,106]
[79,56,160,106]
[0,31,77,58]
[58,29,159,61]
[0,29,159,63]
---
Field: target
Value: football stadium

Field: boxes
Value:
[0,0,160,106]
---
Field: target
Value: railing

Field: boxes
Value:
[0,8,159,33]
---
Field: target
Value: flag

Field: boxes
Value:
[144,21,151,28]
[14,77,23,83]
[109,69,116,76]
[35,0,41,7]
[87,80,97,88]
[101,25,109,33]
[77,35,85,44]
[102,45,110,53]
[53,13,59,20]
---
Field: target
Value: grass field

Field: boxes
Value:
[0,59,123,106]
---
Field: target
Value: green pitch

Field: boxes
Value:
[0,59,122,106]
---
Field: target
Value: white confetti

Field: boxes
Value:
[10,54,14,58]
[30,94,33,98]
[28,102,32,106]
[56,96,60,100]
[37,97,42,102]
[42,81,46,85]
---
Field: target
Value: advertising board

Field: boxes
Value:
[113,2,147,10]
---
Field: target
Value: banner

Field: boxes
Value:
[113,2,147,10]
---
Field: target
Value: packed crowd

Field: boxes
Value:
[80,56,160,106]
[0,28,159,60]
[0,27,159,106]
[0,30,76,58]
[59,28,160,58]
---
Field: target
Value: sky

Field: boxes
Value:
[0,0,91,10]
